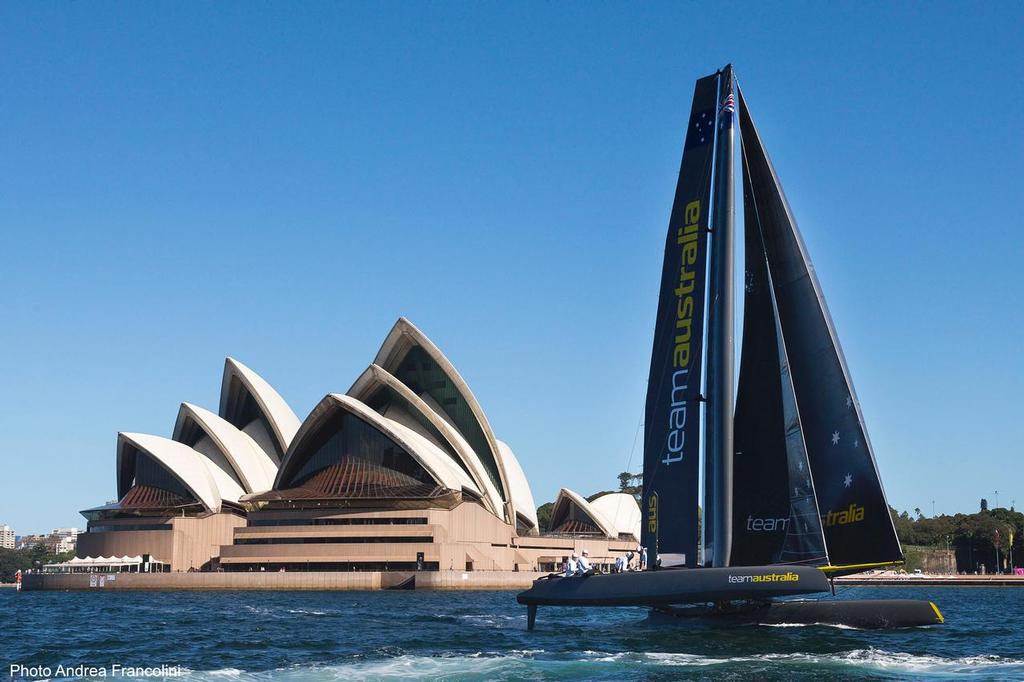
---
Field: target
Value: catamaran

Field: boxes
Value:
[518,65,943,630]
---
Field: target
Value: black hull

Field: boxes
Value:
[651,599,944,629]
[517,566,830,607]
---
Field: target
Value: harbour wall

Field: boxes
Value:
[21,570,541,592]
[902,546,957,574]
[835,574,1024,587]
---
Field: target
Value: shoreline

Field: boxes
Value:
[835,574,1024,587]
[20,570,540,592]
[18,572,1024,593]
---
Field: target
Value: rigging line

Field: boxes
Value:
[613,399,645,537]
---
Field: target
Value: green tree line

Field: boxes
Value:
[0,546,74,583]
[890,503,1022,571]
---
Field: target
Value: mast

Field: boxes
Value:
[705,65,735,567]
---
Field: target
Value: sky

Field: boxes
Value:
[1,2,1022,534]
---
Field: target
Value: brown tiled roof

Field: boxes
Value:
[251,460,449,502]
[119,484,193,509]
[551,519,602,535]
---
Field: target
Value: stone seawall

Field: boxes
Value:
[835,574,1024,587]
[21,570,541,592]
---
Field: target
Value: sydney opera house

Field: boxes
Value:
[76,318,640,574]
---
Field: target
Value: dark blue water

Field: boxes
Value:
[2,587,1022,680]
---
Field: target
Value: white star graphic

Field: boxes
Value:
[797,461,804,472]
[845,396,853,409]
[853,439,860,448]
[843,473,853,488]
[831,431,840,445]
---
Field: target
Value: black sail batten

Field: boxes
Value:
[641,73,718,569]
[731,148,828,567]
[735,87,903,569]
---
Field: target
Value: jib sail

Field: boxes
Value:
[734,87,903,571]
[731,140,827,567]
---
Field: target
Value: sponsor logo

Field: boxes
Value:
[746,515,789,532]
[663,199,702,467]
[824,503,865,527]
[728,571,800,584]
[647,493,658,534]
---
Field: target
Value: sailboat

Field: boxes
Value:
[518,66,943,630]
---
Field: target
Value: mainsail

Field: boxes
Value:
[641,73,717,568]
[731,87,903,571]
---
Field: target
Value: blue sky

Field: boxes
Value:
[2,3,1022,533]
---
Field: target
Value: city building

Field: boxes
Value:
[75,318,640,573]
[17,534,45,550]
[14,529,80,554]
[0,525,14,550]
[50,529,80,554]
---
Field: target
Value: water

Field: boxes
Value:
[2,586,1022,680]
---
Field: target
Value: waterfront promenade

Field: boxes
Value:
[836,573,1024,587]
[23,570,1024,592]
[21,570,541,591]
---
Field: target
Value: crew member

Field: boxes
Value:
[563,554,578,576]
[576,549,592,575]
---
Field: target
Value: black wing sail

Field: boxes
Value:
[641,74,718,569]
[731,153,828,567]
[736,87,903,571]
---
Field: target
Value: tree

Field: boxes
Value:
[536,502,553,532]
[617,472,634,492]
[0,548,32,583]
[981,498,989,512]
[0,546,73,583]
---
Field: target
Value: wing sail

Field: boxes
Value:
[641,73,718,569]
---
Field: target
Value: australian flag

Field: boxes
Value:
[718,92,735,130]
[684,107,716,150]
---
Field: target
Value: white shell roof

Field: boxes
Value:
[590,492,642,541]
[173,403,278,493]
[116,432,225,513]
[497,440,538,534]
[347,364,505,518]
[275,394,481,496]
[373,318,515,524]
[552,488,617,538]
[219,357,301,456]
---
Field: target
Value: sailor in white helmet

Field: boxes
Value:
[576,549,593,575]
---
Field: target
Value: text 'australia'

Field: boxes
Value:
[663,200,702,466]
